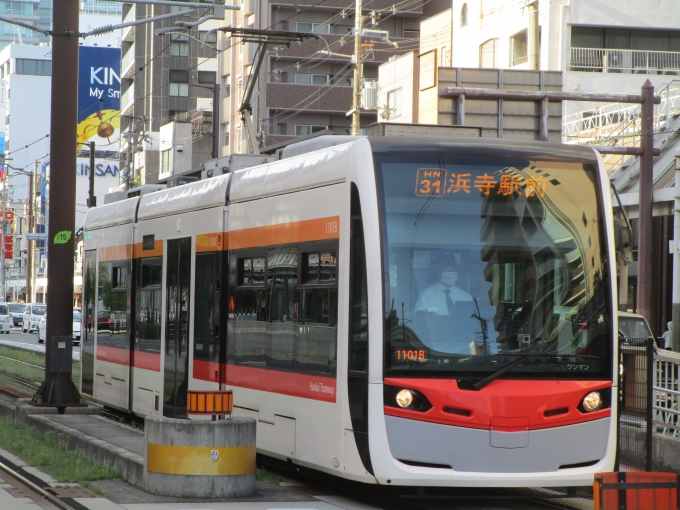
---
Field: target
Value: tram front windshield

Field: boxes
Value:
[376,153,612,379]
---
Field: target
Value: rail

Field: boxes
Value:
[653,349,680,437]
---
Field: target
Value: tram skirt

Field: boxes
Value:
[144,416,256,498]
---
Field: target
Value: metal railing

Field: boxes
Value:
[563,80,680,174]
[653,349,680,438]
[571,47,680,74]
[619,338,654,472]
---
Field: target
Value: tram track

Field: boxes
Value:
[0,454,79,510]
[0,352,79,394]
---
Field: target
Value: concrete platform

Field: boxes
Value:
[0,391,595,509]
[0,392,383,509]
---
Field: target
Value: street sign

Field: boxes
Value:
[25,233,48,241]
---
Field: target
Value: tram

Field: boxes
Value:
[81,136,617,487]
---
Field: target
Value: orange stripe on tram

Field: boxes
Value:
[227,216,340,250]
[133,240,163,258]
[196,233,223,253]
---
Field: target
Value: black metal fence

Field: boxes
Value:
[617,337,655,472]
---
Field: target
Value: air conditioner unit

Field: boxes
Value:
[361,82,378,109]
[36,215,45,225]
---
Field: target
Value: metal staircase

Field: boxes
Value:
[563,81,680,193]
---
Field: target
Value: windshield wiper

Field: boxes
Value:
[458,353,596,391]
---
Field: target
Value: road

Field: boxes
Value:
[0,328,80,360]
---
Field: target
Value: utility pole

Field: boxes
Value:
[212,84,220,159]
[636,80,655,327]
[26,163,34,304]
[0,166,6,300]
[87,141,96,208]
[32,1,81,410]
[351,0,363,135]
[124,117,135,190]
[674,148,680,351]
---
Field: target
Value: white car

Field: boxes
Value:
[23,303,46,333]
[0,303,11,334]
[38,310,82,345]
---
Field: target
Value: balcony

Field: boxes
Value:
[266,82,353,113]
[122,6,135,42]
[570,47,680,75]
[121,83,134,115]
[121,46,135,78]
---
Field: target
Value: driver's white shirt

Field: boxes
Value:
[415,282,472,315]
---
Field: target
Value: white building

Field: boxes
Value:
[450,0,680,113]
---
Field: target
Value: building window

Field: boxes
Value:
[169,110,187,121]
[296,22,330,34]
[169,70,189,96]
[225,132,230,146]
[161,149,172,174]
[294,74,329,85]
[198,71,217,84]
[440,46,447,67]
[169,34,189,56]
[224,83,231,97]
[387,87,402,119]
[480,38,499,68]
[295,125,326,136]
[510,29,528,66]
[199,30,218,44]
[15,59,51,76]
[404,30,419,39]
[461,3,468,27]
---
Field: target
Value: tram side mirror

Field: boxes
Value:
[619,226,633,264]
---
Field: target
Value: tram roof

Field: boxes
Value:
[229,142,352,203]
[366,137,600,162]
[137,173,231,221]
[84,196,140,230]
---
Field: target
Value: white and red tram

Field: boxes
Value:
[82,137,617,487]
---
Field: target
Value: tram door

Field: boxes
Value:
[163,237,191,418]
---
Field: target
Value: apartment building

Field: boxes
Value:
[218,0,449,154]
[449,0,680,113]
[120,5,219,185]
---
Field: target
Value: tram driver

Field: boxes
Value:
[415,263,472,315]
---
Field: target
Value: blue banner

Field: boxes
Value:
[77,46,121,148]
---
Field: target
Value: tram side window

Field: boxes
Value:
[135,258,162,355]
[298,249,338,375]
[231,253,268,367]
[230,246,339,376]
[267,247,298,370]
[97,260,130,348]
[194,253,218,362]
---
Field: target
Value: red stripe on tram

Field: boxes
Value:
[223,365,337,403]
[193,359,220,383]
[96,345,130,366]
[132,350,161,372]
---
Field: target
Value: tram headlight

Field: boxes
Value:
[396,389,415,408]
[582,391,603,412]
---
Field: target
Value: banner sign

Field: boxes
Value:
[77,46,121,149]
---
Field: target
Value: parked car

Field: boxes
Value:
[0,303,11,334]
[38,309,83,345]
[7,303,23,327]
[619,312,654,340]
[22,303,46,333]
